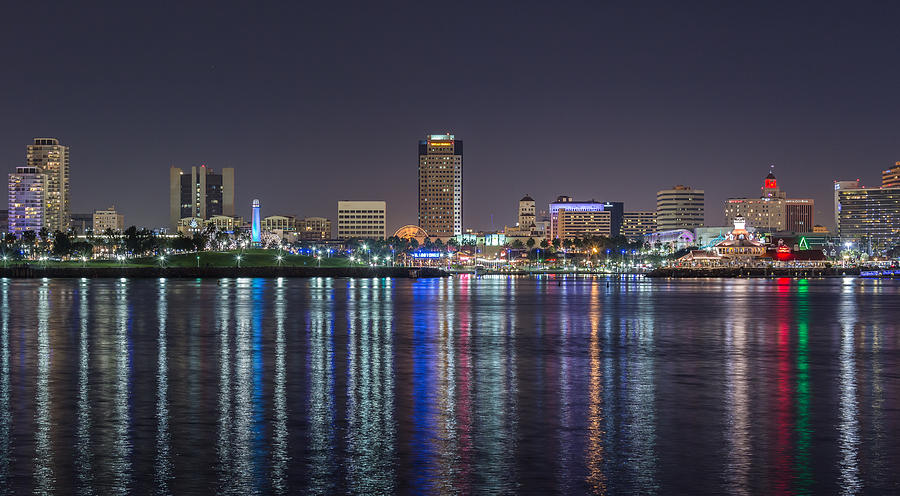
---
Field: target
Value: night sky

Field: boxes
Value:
[1,2,898,232]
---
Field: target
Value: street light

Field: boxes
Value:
[236,255,242,268]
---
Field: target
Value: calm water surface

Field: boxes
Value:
[0,276,898,494]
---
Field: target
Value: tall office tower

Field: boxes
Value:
[833,179,860,231]
[26,138,69,232]
[8,166,47,235]
[882,162,900,188]
[517,195,536,229]
[169,165,235,229]
[418,133,462,237]
[337,201,386,240]
[656,185,705,231]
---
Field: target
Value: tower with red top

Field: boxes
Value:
[762,166,782,199]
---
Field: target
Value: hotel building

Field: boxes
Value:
[337,201,386,240]
[26,138,69,232]
[656,185,704,231]
[169,165,235,229]
[837,186,900,250]
[833,180,860,232]
[724,171,813,233]
[882,162,900,188]
[418,133,462,237]
[8,166,47,235]
[549,196,624,240]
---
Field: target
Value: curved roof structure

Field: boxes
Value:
[393,225,429,242]
[520,195,534,202]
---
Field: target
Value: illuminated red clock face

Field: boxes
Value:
[765,179,777,189]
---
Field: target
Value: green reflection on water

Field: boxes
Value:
[795,281,812,494]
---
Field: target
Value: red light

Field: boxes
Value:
[765,179,777,189]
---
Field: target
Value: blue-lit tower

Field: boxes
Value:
[251,199,261,244]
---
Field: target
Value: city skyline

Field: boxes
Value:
[2,3,899,232]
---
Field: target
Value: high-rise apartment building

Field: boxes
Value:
[623,211,658,240]
[882,162,900,188]
[785,199,814,232]
[8,166,47,235]
[656,185,704,231]
[169,165,235,229]
[418,133,462,237]
[337,201,386,240]
[93,206,125,232]
[26,138,69,232]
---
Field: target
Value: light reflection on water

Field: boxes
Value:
[0,277,899,493]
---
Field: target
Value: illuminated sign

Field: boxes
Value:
[765,179,777,189]
[411,252,443,258]
[428,142,453,147]
[429,134,454,140]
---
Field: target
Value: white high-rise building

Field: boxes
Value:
[26,138,69,232]
[337,201,386,240]
[833,179,860,232]
[418,133,462,237]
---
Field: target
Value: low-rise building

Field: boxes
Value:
[337,201,386,240]
[93,206,125,233]
[263,215,296,232]
[298,216,332,240]
[623,211,657,240]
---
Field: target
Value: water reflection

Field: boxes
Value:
[155,280,172,494]
[0,278,897,494]
[76,279,94,495]
[34,280,53,493]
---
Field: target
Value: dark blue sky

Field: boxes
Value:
[1,1,897,231]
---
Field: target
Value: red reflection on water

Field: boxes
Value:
[773,278,794,494]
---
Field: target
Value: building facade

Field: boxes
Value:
[8,166,47,235]
[656,185,704,231]
[518,195,536,230]
[297,216,332,240]
[337,201,386,240]
[26,138,69,232]
[418,133,462,237]
[834,179,860,232]
[169,165,235,229]
[623,211,657,240]
[262,215,297,232]
[882,162,900,188]
[725,172,813,233]
[93,206,125,233]
[549,196,624,239]
[838,187,900,251]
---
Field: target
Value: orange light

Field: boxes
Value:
[428,142,453,147]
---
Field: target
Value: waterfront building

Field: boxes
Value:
[26,138,69,232]
[712,216,766,259]
[837,186,900,251]
[833,179,860,231]
[207,215,241,231]
[8,166,47,235]
[549,196,623,239]
[882,162,900,188]
[338,200,386,240]
[393,225,429,245]
[418,133,462,237]
[297,216,332,240]
[623,211,657,240]
[93,206,124,233]
[725,171,813,233]
[169,165,235,229]
[656,185,704,231]
[262,215,296,232]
